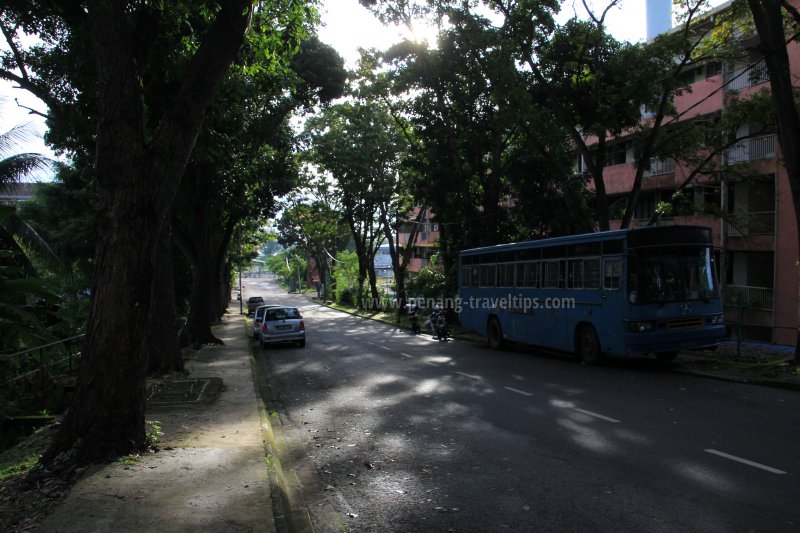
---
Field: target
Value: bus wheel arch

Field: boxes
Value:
[575,323,603,365]
[487,315,504,350]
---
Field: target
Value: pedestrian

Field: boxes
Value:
[314,279,322,298]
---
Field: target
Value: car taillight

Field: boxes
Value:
[299,321,305,330]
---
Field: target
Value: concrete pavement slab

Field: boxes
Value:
[36,312,276,533]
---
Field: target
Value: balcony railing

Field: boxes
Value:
[725,211,775,236]
[724,59,769,91]
[724,134,776,165]
[642,157,675,177]
[724,285,774,310]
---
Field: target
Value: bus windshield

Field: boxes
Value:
[630,246,718,304]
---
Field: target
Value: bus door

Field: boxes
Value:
[538,259,567,350]
[511,261,539,346]
[599,256,626,355]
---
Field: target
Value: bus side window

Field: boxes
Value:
[603,258,622,290]
[544,261,560,288]
[515,263,526,288]
[585,258,601,289]
[497,264,507,287]
[569,260,584,289]
[504,263,515,287]
[525,262,541,288]
[480,265,496,287]
[461,267,471,287]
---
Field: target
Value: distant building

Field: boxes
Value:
[374,244,393,280]
[397,207,440,275]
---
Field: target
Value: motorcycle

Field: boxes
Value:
[429,309,449,341]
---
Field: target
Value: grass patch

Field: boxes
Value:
[0,422,65,531]
[0,423,55,481]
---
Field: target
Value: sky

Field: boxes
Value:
[318,0,656,68]
[2,0,728,165]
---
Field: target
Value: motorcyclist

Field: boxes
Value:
[427,305,449,341]
[409,304,421,334]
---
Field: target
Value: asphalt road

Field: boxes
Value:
[244,277,800,533]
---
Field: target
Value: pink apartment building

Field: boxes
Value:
[593,0,798,344]
[397,206,440,274]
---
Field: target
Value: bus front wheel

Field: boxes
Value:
[487,317,504,350]
[577,325,603,365]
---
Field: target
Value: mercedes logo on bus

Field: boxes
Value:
[681,303,692,315]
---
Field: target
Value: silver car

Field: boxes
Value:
[260,306,306,348]
[252,304,282,340]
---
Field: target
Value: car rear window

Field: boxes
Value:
[267,308,301,321]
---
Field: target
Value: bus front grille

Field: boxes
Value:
[668,317,704,329]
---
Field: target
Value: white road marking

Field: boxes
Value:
[456,372,482,380]
[424,361,439,367]
[704,449,787,475]
[504,386,533,397]
[572,408,621,424]
[400,352,414,358]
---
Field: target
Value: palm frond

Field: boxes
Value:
[0,122,44,157]
[0,153,53,186]
[0,226,39,276]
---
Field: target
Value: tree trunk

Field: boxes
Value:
[148,220,183,374]
[186,252,224,348]
[367,262,380,305]
[748,0,800,365]
[43,0,252,466]
[219,261,232,316]
[45,186,158,462]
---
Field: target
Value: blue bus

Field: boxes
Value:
[458,225,725,363]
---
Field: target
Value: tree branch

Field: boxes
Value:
[0,20,30,84]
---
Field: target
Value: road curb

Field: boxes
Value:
[248,328,316,533]
[669,363,800,391]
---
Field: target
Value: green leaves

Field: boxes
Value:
[243,0,319,76]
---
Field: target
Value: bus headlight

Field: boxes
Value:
[629,320,656,333]
[710,314,724,325]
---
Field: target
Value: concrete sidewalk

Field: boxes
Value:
[37,311,279,532]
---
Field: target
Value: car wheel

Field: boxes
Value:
[299,339,306,347]
[576,324,603,365]
[487,317,504,350]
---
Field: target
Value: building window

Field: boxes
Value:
[634,193,657,221]
[605,142,628,166]
[706,61,722,78]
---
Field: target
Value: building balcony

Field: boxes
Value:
[725,211,775,236]
[723,284,774,311]
[723,134,776,165]
[724,59,769,92]
[642,157,675,178]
